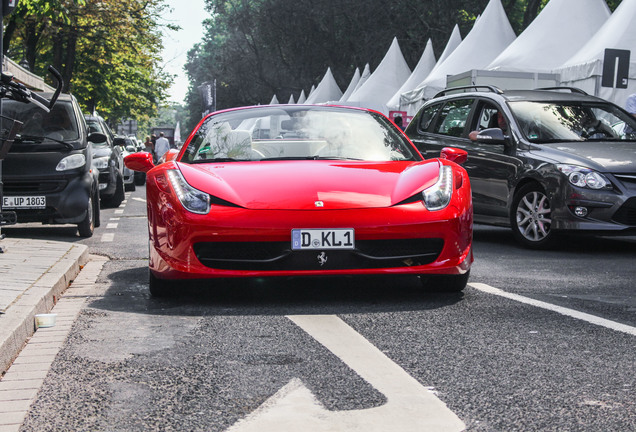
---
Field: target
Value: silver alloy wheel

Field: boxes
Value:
[515,190,551,242]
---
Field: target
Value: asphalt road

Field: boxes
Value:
[4,185,635,431]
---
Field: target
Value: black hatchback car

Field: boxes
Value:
[405,86,636,248]
[2,93,103,237]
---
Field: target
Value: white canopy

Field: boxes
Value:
[297,90,307,104]
[288,94,295,104]
[556,0,636,107]
[305,67,343,104]
[401,0,516,114]
[488,0,610,73]
[351,63,371,96]
[339,67,361,103]
[269,95,279,105]
[434,24,462,70]
[345,38,412,114]
[386,39,436,112]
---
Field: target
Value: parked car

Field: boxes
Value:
[115,136,136,191]
[405,86,636,248]
[124,105,473,296]
[2,93,102,237]
[85,115,125,207]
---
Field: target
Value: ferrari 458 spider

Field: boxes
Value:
[124,105,473,296]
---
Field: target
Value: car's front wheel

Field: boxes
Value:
[421,271,469,292]
[77,194,95,238]
[149,271,171,297]
[510,183,555,248]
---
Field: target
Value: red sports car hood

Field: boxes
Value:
[177,160,441,210]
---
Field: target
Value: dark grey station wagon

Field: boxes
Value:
[405,86,636,248]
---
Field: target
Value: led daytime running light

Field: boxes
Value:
[423,165,453,211]
[166,169,211,214]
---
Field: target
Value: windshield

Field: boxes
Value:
[509,100,636,143]
[181,106,420,163]
[3,99,79,142]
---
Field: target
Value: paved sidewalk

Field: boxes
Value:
[0,237,89,375]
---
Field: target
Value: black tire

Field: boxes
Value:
[134,172,146,186]
[104,174,125,208]
[510,183,555,249]
[422,271,470,292]
[125,180,136,192]
[77,194,95,238]
[149,271,171,297]
[94,191,101,228]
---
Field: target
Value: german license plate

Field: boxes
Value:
[292,228,354,250]
[2,196,46,209]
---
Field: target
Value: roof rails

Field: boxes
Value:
[534,86,588,95]
[434,85,504,98]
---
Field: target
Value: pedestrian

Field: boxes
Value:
[154,132,171,162]
[143,136,153,153]
[394,116,405,131]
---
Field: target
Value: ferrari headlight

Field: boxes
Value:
[166,169,210,214]
[56,154,86,171]
[557,165,612,190]
[422,165,453,211]
[92,156,109,170]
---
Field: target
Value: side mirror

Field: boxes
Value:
[113,137,126,147]
[440,147,468,165]
[475,127,506,144]
[124,152,154,173]
[88,132,107,144]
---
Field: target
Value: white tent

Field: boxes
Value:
[350,63,371,96]
[387,39,436,112]
[488,0,610,73]
[401,0,516,114]
[297,90,307,104]
[269,95,279,105]
[305,67,343,104]
[346,37,412,114]
[339,67,361,102]
[556,0,636,107]
[434,24,462,71]
[288,94,296,104]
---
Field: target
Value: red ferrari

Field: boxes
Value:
[125,105,473,296]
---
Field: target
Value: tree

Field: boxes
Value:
[3,0,173,125]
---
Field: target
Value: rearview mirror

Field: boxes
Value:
[124,152,154,173]
[88,132,107,144]
[440,147,468,165]
[475,127,506,144]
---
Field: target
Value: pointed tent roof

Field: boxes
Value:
[556,0,636,107]
[305,68,343,104]
[297,90,307,104]
[350,63,371,96]
[487,0,610,72]
[346,38,412,114]
[387,39,436,112]
[339,67,361,102]
[269,95,279,105]
[433,24,462,72]
[402,0,516,106]
[288,94,296,104]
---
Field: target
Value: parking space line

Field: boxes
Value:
[470,283,636,336]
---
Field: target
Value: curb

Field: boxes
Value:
[0,243,89,375]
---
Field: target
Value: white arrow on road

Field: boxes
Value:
[227,315,465,432]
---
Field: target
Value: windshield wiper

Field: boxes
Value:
[15,134,74,150]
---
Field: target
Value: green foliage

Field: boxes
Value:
[4,0,172,126]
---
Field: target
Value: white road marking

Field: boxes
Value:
[227,315,464,432]
[106,223,118,229]
[132,197,146,203]
[101,233,114,242]
[114,209,124,214]
[470,283,636,336]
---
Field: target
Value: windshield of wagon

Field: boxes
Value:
[509,101,636,143]
[181,106,420,163]
[3,100,80,144]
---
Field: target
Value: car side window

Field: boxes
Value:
[417,103,442,132]
[433,99,474,137]
[474,103,501,131]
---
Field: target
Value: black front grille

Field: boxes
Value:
[614,174,636,186]
[612,197,636,226]
[193,238,444,271]
[2,180,68,194]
